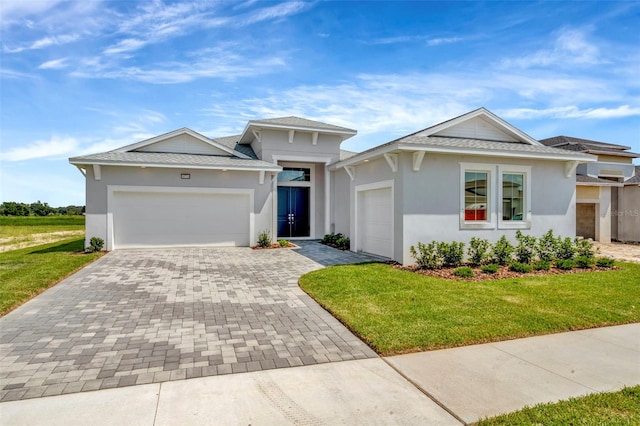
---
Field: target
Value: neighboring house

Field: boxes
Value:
[70,108,594,265]
[539,136,639,243]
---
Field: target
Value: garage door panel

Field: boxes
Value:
[113,191,250,248]
[358,187,392,258]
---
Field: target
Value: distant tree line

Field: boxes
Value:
[0,201,85,216]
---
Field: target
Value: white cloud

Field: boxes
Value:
[427,37,463,46]
[0,0,65,28]
[3,33,79,53]
[241,1,308,25]
[499,105,640,120]
[369,35,463,46]
[502,28,602,69]
[103,38,148,55]
[1,136,78,162]
[38,58,68,70]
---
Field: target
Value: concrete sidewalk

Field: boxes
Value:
[387,323,640,424]
[1,324,638,425]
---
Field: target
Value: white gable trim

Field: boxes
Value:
[114,128,251,159]
[420,108,541,146]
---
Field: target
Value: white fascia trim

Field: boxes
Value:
[113,127,244,158]
[248,121,357,136]
[399,144,596,162]
[421,108,540,146]
[576,181,624,187]
[271,154,332,165]
[329,143,399,170]
[106,185,255,251]
[69,160,281,173]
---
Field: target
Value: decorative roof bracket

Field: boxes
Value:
[344,166,356,181]
[412,151,425,172]
[384,153,398,172]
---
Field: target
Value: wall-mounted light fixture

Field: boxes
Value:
[181,173,191,179]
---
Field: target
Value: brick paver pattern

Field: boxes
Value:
[0,242,380,401]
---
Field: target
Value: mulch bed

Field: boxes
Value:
[251,243,297,249]
[394,263,617,282]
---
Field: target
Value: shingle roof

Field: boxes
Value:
[340,149,358,160]
[625,166,640,185]
[249,116,356,133]
[576,175,622,185]
[398,135,595,158]
[212,134,258,159]
[540,136,638,157]
[69,151,280,170]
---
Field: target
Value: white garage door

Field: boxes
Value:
[112,190,250,249]
[358,187,392,258]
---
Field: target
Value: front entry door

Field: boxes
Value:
[277,187,310,238]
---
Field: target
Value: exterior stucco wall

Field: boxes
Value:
[252,130,343,164]
[331,168,351,235]
[84,165,272,248]
[400,154,577,265]
[618,185,640,242]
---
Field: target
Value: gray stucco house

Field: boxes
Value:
[70,108,594,265]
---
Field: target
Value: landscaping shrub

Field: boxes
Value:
[467,237,490,266]
[575,237,596,259]
[532,260,551,271]
[278,239,290,248]
[257,230,271,248]
[555,259,575,270]
[410,241,440,269]
[454,266,474,278]
[536,229,558,262]
[596,257,615,268]
[509,262,532,273]
[481,263,500,274]
[87,237,104,253]
[321,232,342,245]
[556,237,575,260]
[438,241,465,268]
[515,230,536,264]
[334,236,350,250]
[491,236,514,265]
[575,255,595,269]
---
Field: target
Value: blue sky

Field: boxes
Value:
[1,0,639,206]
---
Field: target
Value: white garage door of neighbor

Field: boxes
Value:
[112,190,250,248]
[358,187,392,258]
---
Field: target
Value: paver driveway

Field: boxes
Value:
[0,242,380,402]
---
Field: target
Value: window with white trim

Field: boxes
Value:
[460,163,531,230]
[498,165,531,229]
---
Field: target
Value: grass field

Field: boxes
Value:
[299,262,640,355]
[478,386,640,425]
[0,237,103,316]
[0,216,85,253]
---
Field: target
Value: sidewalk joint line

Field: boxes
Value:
[381,358,467,425]
[153,382,162,425]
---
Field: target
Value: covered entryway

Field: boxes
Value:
[277,187,310,238]
[357,183,393,258]
[110,187,252,249]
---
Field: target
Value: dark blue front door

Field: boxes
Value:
[277,187,310,238]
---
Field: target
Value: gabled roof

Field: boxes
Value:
[69,151,280,172]
[540,136,639,158]
[331,108,595,169]
[239,116,357,144]
[112,127,250,159]
[625,166,640,185]
[212,134,258,159]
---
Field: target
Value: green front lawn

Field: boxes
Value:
[0,215,85,238]
[0,238,103,316]
[299,262,640,355]
[478,386,640,425]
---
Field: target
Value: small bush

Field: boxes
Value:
[574,237,596,259]
[532,260,551,271]
[454,266,474,278]
[467,237,490,266]
[596,257,615,268]
[438,241,465,268]
[536,229,558,262]
[257,230,271,248]
[515,230,537,264]
[410,241,440,270]
[509,262,533,273]
[334,236,350,250]
[555,259,575,270]
[556,237,575,260]
[87,237,104,253]
[481,263,500,274]
[575,255,595,269]
[491,236,514,265]
[278,239,290,248]
[321,232,343,245]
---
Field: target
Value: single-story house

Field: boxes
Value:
[70,108,595,265]
[539,136,639,243]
